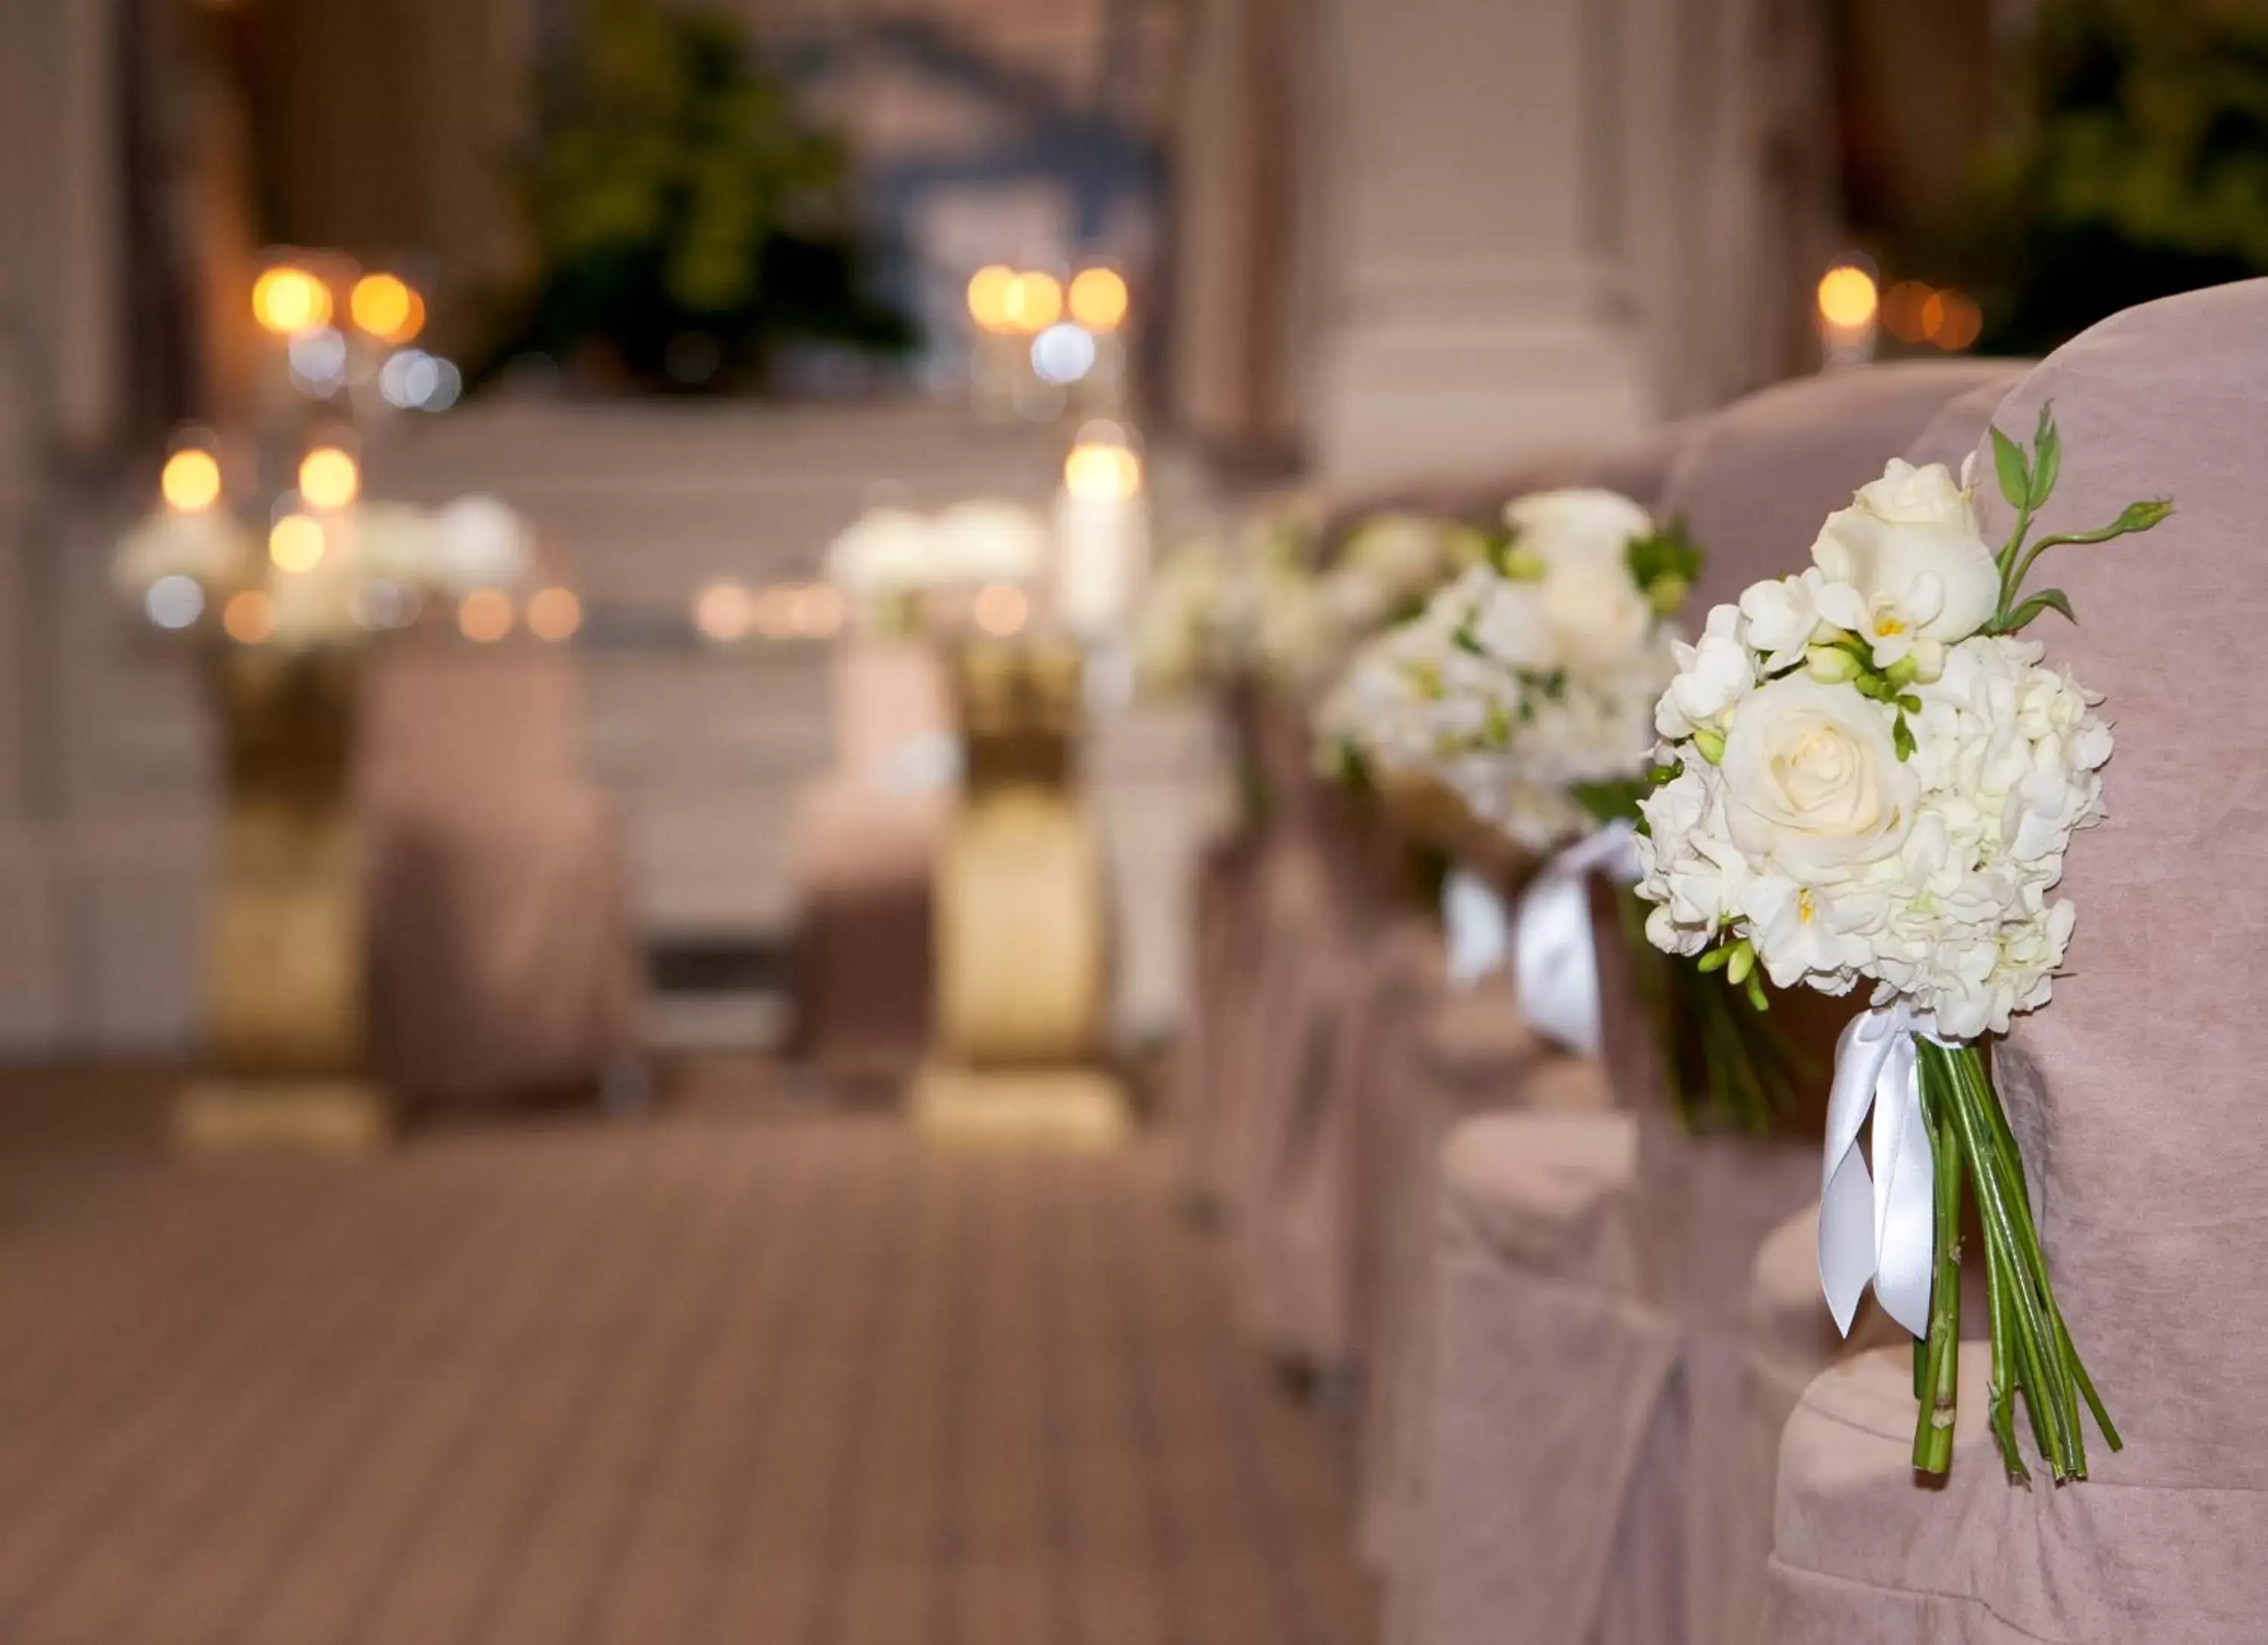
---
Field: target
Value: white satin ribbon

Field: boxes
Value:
[1511,820,1641,1058]
[1817,1002,1938,1339]
[1442,869,1514,989]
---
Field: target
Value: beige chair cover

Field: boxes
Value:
[361,643,640,1108]
[790,640,953,1072]
[1764,282,2268,1643]
[1238,426,1699,1373]
[1399,358,2027,1645]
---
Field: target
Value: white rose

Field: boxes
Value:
[1809,459,2000,664]
[1542,560,1653,677]
[1469,579,1559,671]
[1720,674,1917,881]
[1504,488,1654,572]
[1656,603,1752,739]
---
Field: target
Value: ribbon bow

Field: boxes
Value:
[1442,869,1514,989]
[1511,820,1641,1058]
[1817,1002,1938,1339]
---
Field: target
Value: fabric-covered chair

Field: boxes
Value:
[1763,282,2268,1643]
[790,639,953,1073]
[1238,428,1698,1375]
[361,642,640,1110]
[1396,358,2026,1645]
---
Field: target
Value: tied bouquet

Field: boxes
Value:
[1635,410,2169,1479]
[1319,488,1799,1130]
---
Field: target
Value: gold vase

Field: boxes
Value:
[176,646,391,1154]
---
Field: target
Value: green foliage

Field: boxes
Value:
[1957,0,2268,355]
[1625,515,1704,617]
[494,0,914,391]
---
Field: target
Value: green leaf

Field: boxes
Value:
[1626,515,1706,605]
[2029,404,2061,508]
[1572,779,1647,824]
[1991,425,2030,510]
[2001,587,2076,632]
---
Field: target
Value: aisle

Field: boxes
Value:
[0,1072,1376,1645]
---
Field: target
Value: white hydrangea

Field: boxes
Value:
[1637,460,2112,1039]
[1318,491,1679,853]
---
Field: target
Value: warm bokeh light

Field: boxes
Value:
[268,513,326,573]
[1064,442,1143,502]
[1817,265,1879,330]
[790,584,844,639]
[252,266,332,336]
[349,273,425,343]
[458,588,515,643]
[966,264,1018,333]
[972,583,1030,637]
[1923,290,1983,351]
[222,590,274,645]
[1882,280,1934,345]
[1067,268,1129,332]
[526,586,583,643]
[752,584,799,640]
[160,448,223,513]
[694,579,754,643]
[297,446,360,510]
[1004,271,1063,333]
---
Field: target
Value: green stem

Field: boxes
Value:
[1994,501,2035,619]
[1940,1042,2090,1479]
[1967,1045,2123,1454]
[1911,1060,1965,1475]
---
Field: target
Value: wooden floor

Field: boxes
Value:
[0,1065,1376,1645]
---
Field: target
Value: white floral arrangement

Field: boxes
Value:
[1320,491,1683,852]
[1315,489,1802,1129]
[1636,409,2169,1481]
[826,500,1051,628]
[1255,510,1485,697]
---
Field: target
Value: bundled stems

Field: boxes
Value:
[1907,1040,2119,1481]
[1615,887,1799,1135]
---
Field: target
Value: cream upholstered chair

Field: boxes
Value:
[790,638,953,1073]
[1763,283,2268,1643]
[361,642,640,1109]
[1392,359,2025,1645]
[1342,426,1695,1563]
[1235,435,1696,1376]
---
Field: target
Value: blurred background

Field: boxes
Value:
[5,0,2266,1071]
[0,0,2262,1639]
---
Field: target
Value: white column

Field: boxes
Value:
[1305,0,1657,485]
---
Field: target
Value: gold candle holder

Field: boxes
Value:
[175,646,392,1155]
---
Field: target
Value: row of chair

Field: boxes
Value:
[1175,280,2268,1643]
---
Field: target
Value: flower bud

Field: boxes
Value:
[1498,547,1548,582]
[1805,645,1861,684]
[1647,574,1689,618]
[1882,652,1919,689]
[1691,726,1725,765]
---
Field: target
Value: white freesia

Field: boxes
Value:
[1656,603,1752,739]
[1808,458,2000,668]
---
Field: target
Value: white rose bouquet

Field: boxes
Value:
[1321,489,1803,1130]
[1636,408,2170,1480]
